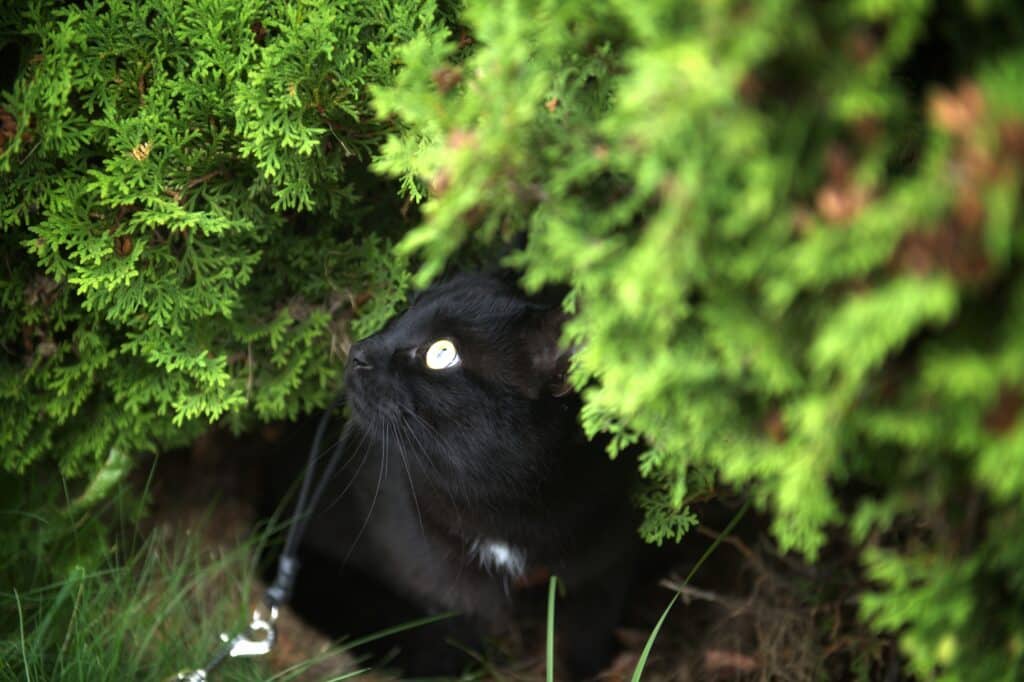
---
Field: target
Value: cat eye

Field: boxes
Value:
[424,339,460,370]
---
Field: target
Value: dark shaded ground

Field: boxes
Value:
[141,421,904,681]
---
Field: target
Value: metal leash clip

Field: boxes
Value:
[174,605,279,681]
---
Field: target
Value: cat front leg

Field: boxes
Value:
[559,558,634,680]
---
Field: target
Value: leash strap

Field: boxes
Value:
[266,392,348,608]
[174,394,348,680]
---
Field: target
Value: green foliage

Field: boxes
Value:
[634,483,700,547]
[373,0,1024,677]
[0,0,433,476]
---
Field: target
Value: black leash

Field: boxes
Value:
[174,394,349,681]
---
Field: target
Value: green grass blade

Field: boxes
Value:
[321,667,372,681]
[547,575,558,682]
[339,611,457,651]
[14,588,31,682]
[32,565,84,654]
[630,499,751,682]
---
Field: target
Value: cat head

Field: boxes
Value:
[344,273,575,499]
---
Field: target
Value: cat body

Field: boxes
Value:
[299,273,638,677]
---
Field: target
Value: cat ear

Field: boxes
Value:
[527,306,574,398]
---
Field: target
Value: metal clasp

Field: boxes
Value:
[226,605,278,658]
[174,605,279,681]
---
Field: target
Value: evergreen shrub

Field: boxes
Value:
[1,0,433,474]
[3,0,1024,678]
[375,1,1024,677]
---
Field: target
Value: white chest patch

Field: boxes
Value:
[470,538,527,579]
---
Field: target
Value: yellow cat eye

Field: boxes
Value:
[424,339,460,370]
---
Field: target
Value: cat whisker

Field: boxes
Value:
[391,419,426,538]
[399,410,466,521]
[406,408,444,444]
[290,421,353,528]
[342,420,388,566]
[397,411,442,475]
[399,410,451,476]
[320,427,372,514]
[294,422,357,529]
[320,428,364,489]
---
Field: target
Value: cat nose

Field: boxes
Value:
[348,346,373,371]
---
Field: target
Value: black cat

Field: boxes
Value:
[295,272,638,678]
